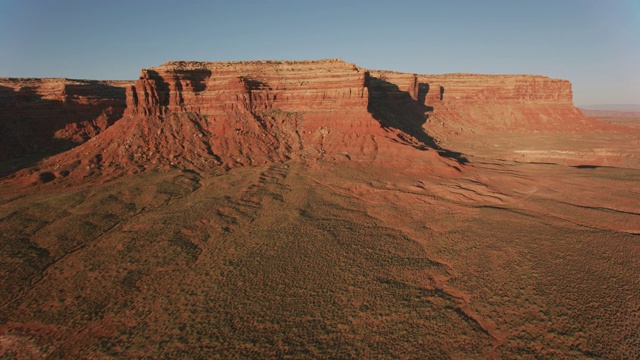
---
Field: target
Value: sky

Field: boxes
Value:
[1,0,638,106]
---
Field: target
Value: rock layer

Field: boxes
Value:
[419,74,597,134]
[1,59,601,183]
[367,71,600,134]
[126,59,369,118]
[121,59,384,163]
[14,59,456,184]
[421,73,574,104]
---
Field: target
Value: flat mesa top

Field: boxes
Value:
[151,58,352,71]
[147,60,561,81]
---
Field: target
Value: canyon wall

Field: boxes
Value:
[0,78,131,161]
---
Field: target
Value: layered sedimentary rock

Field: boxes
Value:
[126,59,369,118]
[24,59,453,184]
[363,70,435,149]
[119,59,385,163]
[2,59,600,184]
[580,109,640,118]
[420,73,598,133]
[420,74,574,103]
[113,59,384,167]
[0,78,131,161]
[365,71,420,102]
[366,70,597,131]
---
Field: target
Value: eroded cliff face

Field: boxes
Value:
[2,59,601,184]
[18,59,456,184]
[421,73,574,104]
[365,70,598,134]
[419,74,597,135]
[117,59,384,164]
[126,59,369,118]
[0,78,131,161]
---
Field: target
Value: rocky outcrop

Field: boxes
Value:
[0,78,131,161]
[427,74,600,133]
[420,74,574,104]
[119,59,384,163]
[126,59,369,119]
[363,71,602,148]
[67,60,400,170]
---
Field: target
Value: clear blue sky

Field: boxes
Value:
[1,0,638,105]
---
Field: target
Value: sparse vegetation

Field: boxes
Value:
[1,160,638,358]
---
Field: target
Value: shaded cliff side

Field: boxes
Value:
[0,78,132,162]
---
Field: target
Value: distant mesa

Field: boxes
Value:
[579,104,640,111]
[0,59,601,184]
[579,109,640,119]
[0,78,132,162]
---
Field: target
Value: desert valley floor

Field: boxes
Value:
[0,60,639,358]
[2,147,639,358]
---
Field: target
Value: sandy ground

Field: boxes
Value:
[433,117,640,170]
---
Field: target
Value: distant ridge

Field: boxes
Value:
[579,104,640,111]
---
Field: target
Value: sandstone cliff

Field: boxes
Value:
[580,109,640,118]
[0,78,131,161]
[1,59,601,184]
[365,70,599,136]
[126,59,369,118]
[16,59,457,184]
[119,59,383,164]
[418,74,597,135]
